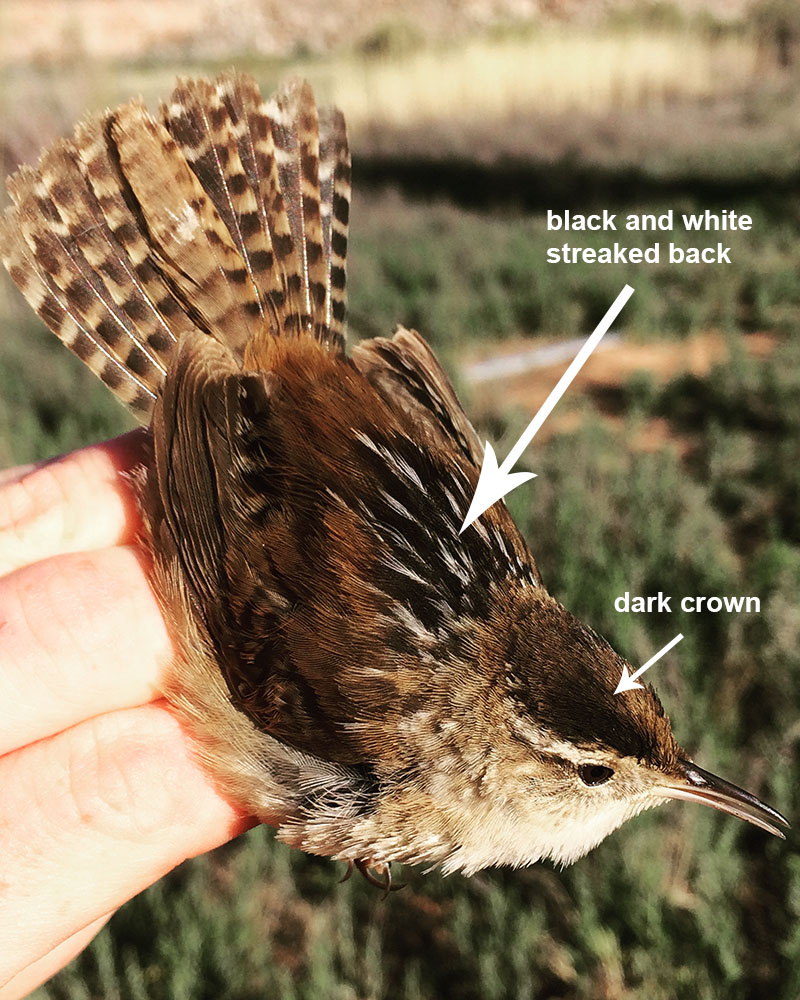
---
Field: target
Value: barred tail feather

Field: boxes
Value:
[161,76,280,328]
[73,113,197,346]
[110,99,262,357]
[268,80,329,339]
[214,72,307,339]
[318,105,351,345]
[0,71,351,419]
[163,72,349,352]
[4,159,170,418]
[0,206,158,417]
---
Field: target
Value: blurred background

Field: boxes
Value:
[2,0,799,997]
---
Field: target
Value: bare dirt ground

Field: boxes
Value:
[0,0,203,63]
[466,331,777,450]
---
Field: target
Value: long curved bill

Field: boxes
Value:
[657,758,790,839]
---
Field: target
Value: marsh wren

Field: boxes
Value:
[0,72,788,889]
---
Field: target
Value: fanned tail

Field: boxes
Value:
[0,71,351,421]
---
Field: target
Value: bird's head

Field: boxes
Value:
[437,587,788,874]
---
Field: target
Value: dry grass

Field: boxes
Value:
[311,26,760,135]
[0,18,766,164]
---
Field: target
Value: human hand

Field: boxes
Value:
[0,430,253,999]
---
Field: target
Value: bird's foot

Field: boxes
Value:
[339,858,405,898]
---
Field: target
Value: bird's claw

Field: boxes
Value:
[339,858,405,897]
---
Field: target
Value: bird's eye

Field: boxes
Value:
[578,764,614,786]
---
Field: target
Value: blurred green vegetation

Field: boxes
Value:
[347,196,800,352]
[1,10,799,998]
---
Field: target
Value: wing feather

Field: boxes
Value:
[351,326,484,466]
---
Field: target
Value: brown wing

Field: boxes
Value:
[351,326,484,466]
[147,330,402,764]
[148,328,540,765]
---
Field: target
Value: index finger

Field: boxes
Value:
[0,429,147,576]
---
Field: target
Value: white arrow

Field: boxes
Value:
[614,633,684,695]
[460,284,634,532]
